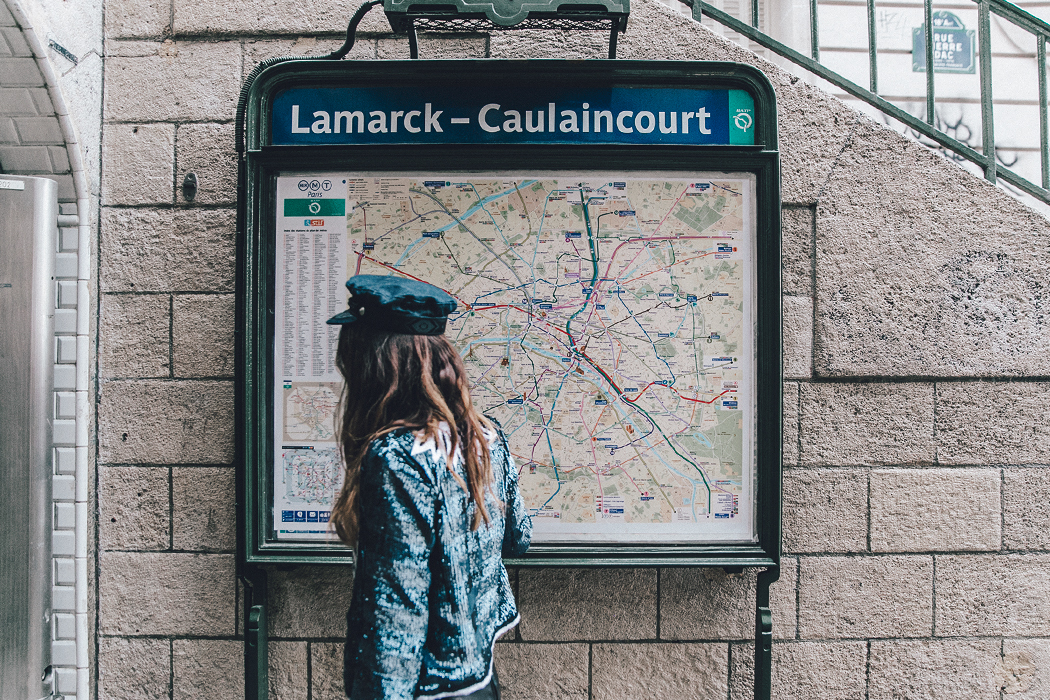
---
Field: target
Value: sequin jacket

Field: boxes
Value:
[344,424,532,699]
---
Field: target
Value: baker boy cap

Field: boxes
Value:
[326,274,457,335]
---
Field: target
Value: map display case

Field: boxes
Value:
[238,60,782,568]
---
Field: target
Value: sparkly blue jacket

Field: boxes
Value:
[344,424,532,699]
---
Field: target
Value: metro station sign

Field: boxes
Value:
[240,60,782,567]
[272,86,756,145]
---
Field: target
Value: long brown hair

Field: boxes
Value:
[329,322,494,547]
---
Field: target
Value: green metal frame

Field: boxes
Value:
[689,0,1050,203]
[237,59,783,699]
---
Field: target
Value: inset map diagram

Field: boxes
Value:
[283,382,342,442]
[282,447,343,506]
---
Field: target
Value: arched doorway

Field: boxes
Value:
[1,1,96,698]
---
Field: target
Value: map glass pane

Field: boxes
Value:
[272,172,757,544]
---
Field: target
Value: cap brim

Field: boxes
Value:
[326,310,359,325]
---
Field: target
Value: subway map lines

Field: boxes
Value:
[347,174,753,542]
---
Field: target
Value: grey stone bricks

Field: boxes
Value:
[0,88,40,115]
[174,0,360,36]
[98,380,234,464]
[0,57,43,86]
[870,468,1001,552]
[311,642,344,700]
[172,294,235,377]
[1000,639,1050,699]
[0,144,52,170]
[99,553,236,635]
[172,639,244,699]
[495,643,589,699]
[783,468,867,553]
[782,206,814,297]
[100,207,236,292]
[268,641,309,700]
[101,123,174,205]
[799,555,933,638]
[14,115,64,144]
[0,25,32,55]
[99,466,169,550]
[518,568,656,640]
[799,382,935,466]
[730,641,868,700]
[868,639,1002,700]
[99,293,170,378]
[172,467,235,551]
[660,559,797,640]
[935,554,1050,636]
[268,566,355,637]
[1004,468,1050,550]
[936,382,1050,465]
[783,381,799,466]
[175,122,236,205]
[104,41,240,121]
[489,30,607,60]
[104,0,170,38]
[98,636,170,700]
[783,295,812,379]
[592,643,728,699]
[815,117,1050,378]
[416,33,488,59]
[242,36,374,70]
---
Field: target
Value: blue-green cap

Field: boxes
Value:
[326,274,457,335]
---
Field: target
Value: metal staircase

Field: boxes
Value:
[683,0,1050,205]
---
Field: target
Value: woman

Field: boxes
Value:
[327,274,532,700]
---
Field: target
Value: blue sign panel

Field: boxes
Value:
[271,86,755,146]
[913,11,976,74]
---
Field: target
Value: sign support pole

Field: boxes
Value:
[243,568,269,700]
[753,565,779,699]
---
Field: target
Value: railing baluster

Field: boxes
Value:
[979,0,997,182]
[867,0,878,93]
[1040,35,1048,189]
[752,0,758,28]
[810,0,819,60]
[924,0,935,125]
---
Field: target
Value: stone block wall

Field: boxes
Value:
[95,0,1050,697]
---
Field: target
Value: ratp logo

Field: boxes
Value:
[733,111,753,131]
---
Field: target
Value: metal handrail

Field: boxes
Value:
[687,0,1050,203]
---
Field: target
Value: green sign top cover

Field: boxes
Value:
[271,86,756,146]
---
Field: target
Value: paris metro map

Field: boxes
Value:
[272,172,756,543]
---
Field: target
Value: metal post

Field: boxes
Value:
[751,0,758,29]
[753,566,780,700]
[866,0,878,93]
[243,568,269,700]
[1038,35,1047,188]
[924,0,935,124]
[608,20,620,59]
[809,0,819,60]
[408,19,419,58]
[978,0,997,181]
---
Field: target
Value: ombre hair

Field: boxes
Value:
[329,322,494,547]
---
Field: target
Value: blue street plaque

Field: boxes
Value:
[913,11,976,74]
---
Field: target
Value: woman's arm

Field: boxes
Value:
[497,429,532,557]
[347,444,435,700]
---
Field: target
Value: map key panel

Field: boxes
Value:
[272,173,756,543]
